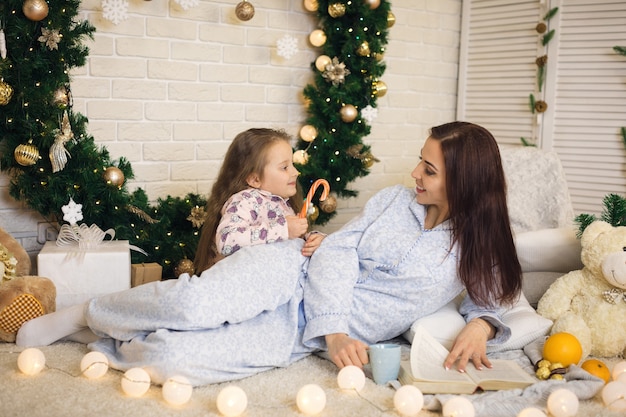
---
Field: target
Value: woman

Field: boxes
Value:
[17,121,521,384]
[306,121,522,373]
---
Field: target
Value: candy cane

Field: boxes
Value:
[299,178,330,218]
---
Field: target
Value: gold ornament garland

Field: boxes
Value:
[522,6,558,146]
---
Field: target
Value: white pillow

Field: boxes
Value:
[515,227,582,273]
[402,293,552,353]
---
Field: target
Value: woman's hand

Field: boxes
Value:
[444,318,493,372]
[325,333,369,369]
[301,233,325,256]
[286,216,309,239]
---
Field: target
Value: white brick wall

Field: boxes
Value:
[0,0,462,265]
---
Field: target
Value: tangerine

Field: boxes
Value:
[581,359,611,383]
[542,332,583,367]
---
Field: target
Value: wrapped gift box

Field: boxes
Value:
[37,240,131,310]
[131,262,162,287]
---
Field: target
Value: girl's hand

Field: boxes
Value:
[325,333,369,369]
[301,233,325,256]
[286,216,309,239]
[444,318,493,372]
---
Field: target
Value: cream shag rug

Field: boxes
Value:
[0,342,622,417]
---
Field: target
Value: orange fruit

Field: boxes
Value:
[581,359,611,383]
[542,332,583,367]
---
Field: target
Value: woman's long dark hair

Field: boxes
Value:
[193,128,303,274]
[430,121,522,307]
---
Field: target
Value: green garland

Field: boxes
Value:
[297,0,393,224]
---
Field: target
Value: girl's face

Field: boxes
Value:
[249,140,300,199]
[411,137,448,211]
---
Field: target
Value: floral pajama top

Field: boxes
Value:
[216,188,296,256]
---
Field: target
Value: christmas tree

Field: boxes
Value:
[297,0,393,224]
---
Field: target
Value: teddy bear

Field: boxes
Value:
[537,220,626,358]
[0,227,56,343]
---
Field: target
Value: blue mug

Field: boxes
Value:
[368,343,401,385]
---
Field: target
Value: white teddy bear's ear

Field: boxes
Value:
[581,220,613,247]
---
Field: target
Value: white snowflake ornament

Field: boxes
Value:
[174,0,200,10]
[361,105,378,124]
[277,35,298,60]
[101,0,129,25]
[62,198,83,226]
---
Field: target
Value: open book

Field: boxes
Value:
[398,324,536,394]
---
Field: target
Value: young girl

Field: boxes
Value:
[193,128,325,274]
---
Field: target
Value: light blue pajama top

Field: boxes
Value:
[86,185,511,386]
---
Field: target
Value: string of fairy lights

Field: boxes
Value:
[13,347,626,415]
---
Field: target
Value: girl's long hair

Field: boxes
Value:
[430,121,522,307]
[193,128,303,274]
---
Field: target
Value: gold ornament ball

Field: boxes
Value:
[387,11,396,28]
[356,41,371,57]
[372,80,388,97]
[309,29,327,47]
[362,153,375,168]
[14,143,40,166]
[315,55,332,72]
[299,125,318,142]
[103,166,125,187]
[328,3,346,18]
[372,52,385,62]
[174,259,195,277]
[320,195,337,213]
[365,0,381,9]
[293,150,309,165]
[303,0,319,12]
[340,104,358,123]
[235,1,255,21]
[0,80,14,106]
[52,87,70,109]
[22,0,49,21]
[308,205,319,221]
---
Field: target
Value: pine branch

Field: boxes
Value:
[613,46,626,56]
[600,193,626,227]
[574,214,597,238]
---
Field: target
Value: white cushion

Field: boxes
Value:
[402,293,552,353]
[500,146,574,234]
[515,227,582,273]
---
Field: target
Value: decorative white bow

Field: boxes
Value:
[56,223,115,251]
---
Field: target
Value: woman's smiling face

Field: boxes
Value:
[411,137,448,212]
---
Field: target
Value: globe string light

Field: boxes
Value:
[19,348,623,415]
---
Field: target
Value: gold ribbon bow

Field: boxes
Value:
[602,288,626,304]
